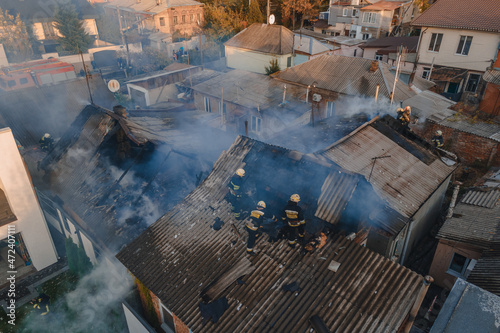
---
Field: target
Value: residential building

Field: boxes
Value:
[126,62,201,107]
[273,54,434,121]
[411,0,500,103]
[0,0,99,54]
[191,69,310,139]
[224,24,295,74]
[294,35,333,65]
[430,279,500,333]
[0,128,58,287]
[116,135,432,332]
[325,35,365,57]
[318,116,457,263]
[479,46,500,116]
[429,173,500,290]
[361,36,418,73]
[104,0,204,37]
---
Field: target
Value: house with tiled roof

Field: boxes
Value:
[411,0,500,103]
[116,135,434,332]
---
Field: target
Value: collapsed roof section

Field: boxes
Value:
[117,135,426,332]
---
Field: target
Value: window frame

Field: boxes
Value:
[160,303,176,333]
[352,9,358,17]
[362,33,370,40]
[375,54,383,61]
[326,101,336,118]
[182,15,186,24]
[173,16,178,24]
[159,17,165,26]
[464,73,481,93]
[251,115,262,132]
[362,12,376,24]
[343,8,349,16]
[422,67,431,80]
[456,35,473,56]
[428,33,443,52]
[287,56,292,68]
[204,96,211,112]
[446,252,470,278]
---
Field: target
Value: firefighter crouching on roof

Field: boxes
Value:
[246,201,276,255]
[228,168,245,220]
[30,293,50,316]
[432,130,444,148]
[396,106,412,126]
[39,133,54,152]
[282,194,305,248]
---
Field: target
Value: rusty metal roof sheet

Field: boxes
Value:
[117,137,425,333]
[461,189,500,208]
[483,69,500,85]
[273,55,419,102]
[225,24,294,55]
[468,247,500,296]
[411,0,500,33]
[319,118,456,218]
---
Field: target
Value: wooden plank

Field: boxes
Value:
[203,257,255,301]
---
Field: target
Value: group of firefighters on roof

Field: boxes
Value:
[228,168,306,256]
[396,105,444,148]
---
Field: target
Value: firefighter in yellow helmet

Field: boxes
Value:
[397,106,411,126]
[39,133,54,152]
[432,130,444,148]
[245,201,275,255]
[281,194,305,248]
[30,293,50,316]
[228,168,245,220]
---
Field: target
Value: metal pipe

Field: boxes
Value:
[245,120,248,136]
[375,83,379,102]
[446,182,461,219]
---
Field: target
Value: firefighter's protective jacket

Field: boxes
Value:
[432,135,444,148]
[246,208,275,231]
[281,201,305,227]
[228,175,243,197]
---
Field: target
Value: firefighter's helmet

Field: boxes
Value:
[236,168,245,177]
[396,107,404,113]
[290,194,300,203]
[404,106,411,113]
[257,201,266,208]
[436,130,442,136]
[43,133,51,139]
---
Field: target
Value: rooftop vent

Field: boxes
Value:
[369,60,378,72]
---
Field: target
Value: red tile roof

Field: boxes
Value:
[411,0,500,32]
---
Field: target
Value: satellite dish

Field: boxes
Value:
[108,79,120,93]
[269,14,276,25]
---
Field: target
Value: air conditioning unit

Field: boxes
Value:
[312,93,322,102]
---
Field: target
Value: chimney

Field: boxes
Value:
[113,105,127,118]
[369,60,379,72]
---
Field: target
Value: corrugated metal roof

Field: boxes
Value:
[411,0,500,33]
[319,119,456,218]
[437,192,500,247]
[404,90,455,122]
[468,247,500,296]
[461,189,500,208]
[483,69,500,85]
[117,136,425,333]
[430,114,500,143]
[225,24,294,55]
[273,55,419,103]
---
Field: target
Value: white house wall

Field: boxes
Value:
[417,28,500,72]
[0,128,58,270]
[80,232,98,265]
[225,46,291,74]
[0,44,7,67]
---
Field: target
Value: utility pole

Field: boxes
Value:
[391,46,404,105]
[79,49,93,104]
[267,0,270,24]
[116,5,129,78]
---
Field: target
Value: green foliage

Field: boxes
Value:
[414,0,431,13]
[247,0,264,25]
[65,237,93,278]
[203,3,244,44]
[126,47,173,74]
[54,5,93,54]
[265,57,280,75]
[0,8,33,62]
[136,278,161,330]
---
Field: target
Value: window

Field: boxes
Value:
[251,116,262,132]
[456,35,473,55]
[343,8,349,16]
[219,101,227,120]
[182,15,186,23]
[362,33,370,40]
[447,253,470,277]
[349,30,356,38]
[19,78,28,85]
[173,16,178,24]
[446,82,460,94]
[7,80,16,88]
[322,29,327,34]
[428,33,443,52]
[160,304,176,333]
[197,13,201,23]
[204,96,211,112]
[159,17,165,26]
[287,56,292,68]
[375,54,383,61]
[465,73,481,93]
[352,9,358,17]
[422,67,431,80]
[326,101,336,118]
[190,14,194,22]
[362,12,376,23]
[42,21,57,38]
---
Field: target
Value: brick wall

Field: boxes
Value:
[413,122,500,167]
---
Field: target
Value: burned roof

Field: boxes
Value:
[437,189,500,248]
[273,54,420,103]
[0,188,16,227]
[0,76,114,146]
[411,0,500,33]
[117,135,425,332]
[41,104,234,250]
[318,116,457,219]
[224,24,294,55]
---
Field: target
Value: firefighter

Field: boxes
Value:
[432,130,444,148]
[245,201,275,255]
[30,293,50,316]
[397,106,411,126]
[281,194,305,248]
[39,133,54,152]
[228,168,245,220]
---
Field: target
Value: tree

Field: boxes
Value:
[246,0,264,25]
[414,0,431,13]
[265,57,280,75]
[0,8,33,62]
[203,3,243,44]
[54,5,93,54]
[65,237,93,278]
[281,0,322,29]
